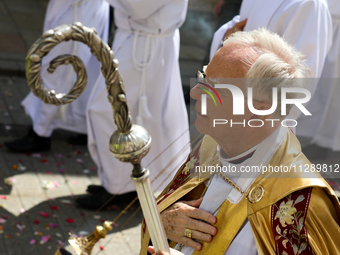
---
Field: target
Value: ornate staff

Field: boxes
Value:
[26,22,170,255]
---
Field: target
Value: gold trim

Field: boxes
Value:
[248,185,264,203]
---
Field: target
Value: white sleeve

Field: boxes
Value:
[209,15,241,61]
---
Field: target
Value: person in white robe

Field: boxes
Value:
[209,0,332,126]
[296,0,340,153]
[5,0,109,152]
[80,0,191,206]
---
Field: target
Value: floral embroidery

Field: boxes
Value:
[272,188,313,255]
[275,199,297,227]
[182,157,197,175]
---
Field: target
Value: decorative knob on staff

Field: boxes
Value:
[26,22,170,255]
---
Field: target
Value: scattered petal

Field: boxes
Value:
[57,240,65,246]
[0,196,6,200]
[56,233,63,238]
[112,222,118,227]
[0,218,6,224]
[3,215,8,219]
[12,165,17,170]
[20,208,25,213]
[100,245,104,250]
[5,234,13,239]
[58,168,66,173]
[83,169,90,174]
[60,199,71,204]
[72,180,77,184]
[32,153,41,158]
[39,212,50,218]
[0,225,4,234]
[45,171,52,174]
[76,158,83,163]
[40,159,48,163]
[30,239,36,244]
[51,206,59,211]
[78,231,89,236]
[49,223,57,228]
[108,205,120,211]
[41,180,54,190]
[41,235,51,244]
[4,177,15,186]
[66,218,74,223]
[34,220,40,224]
[90,167,95,171]
[57,154,62,158]
[17,164,27,171]
[16,224,23,231]
[93,215,101,219]
[5,125,11,131]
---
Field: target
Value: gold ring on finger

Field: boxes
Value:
[184,228,192,238]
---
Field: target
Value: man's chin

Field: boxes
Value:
[194,120,209,135]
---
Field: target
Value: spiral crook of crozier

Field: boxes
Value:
[26,22,132,133]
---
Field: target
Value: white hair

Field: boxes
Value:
[223,28,310,116]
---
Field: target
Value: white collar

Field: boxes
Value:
[226,126,288,204]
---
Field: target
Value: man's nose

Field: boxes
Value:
[190,83,204,101]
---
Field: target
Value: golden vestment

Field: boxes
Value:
[140,129,340,255]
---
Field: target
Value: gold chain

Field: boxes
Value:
[215,171,248,199]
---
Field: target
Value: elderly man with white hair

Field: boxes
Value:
[140,28,340,255]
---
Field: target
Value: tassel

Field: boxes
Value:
[140,95,152,118]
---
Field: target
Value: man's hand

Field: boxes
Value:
[214,0,225,18]
[160,198,217,251]
[223,19,247,41]
[147,246,184,255]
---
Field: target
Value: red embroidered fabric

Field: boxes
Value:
[271,188,313,255]
[156,143,201,205]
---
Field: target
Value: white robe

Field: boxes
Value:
[86,0,190,194]
[210,0,331,125]
[21,0,109,137]
[296,0,340,150]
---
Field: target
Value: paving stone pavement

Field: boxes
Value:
[0,75,144,255]
[1,0,340,254]
[0,1,223,254]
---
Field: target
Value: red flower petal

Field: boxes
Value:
[39,212,50,218]
[100,245,104,250]
[66,218,74,223]
[33,220,40,224]
[51,206,59,211]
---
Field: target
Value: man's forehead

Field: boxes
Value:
[206,44,253,79]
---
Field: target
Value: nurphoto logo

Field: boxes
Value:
[199,83,312,128]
